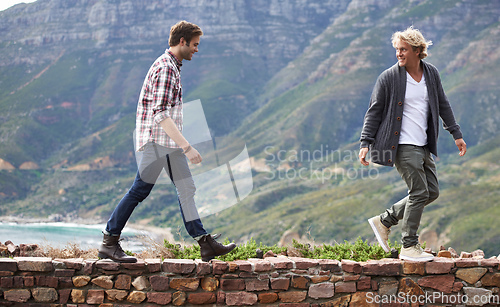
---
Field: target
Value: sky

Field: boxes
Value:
[0,0,37,12]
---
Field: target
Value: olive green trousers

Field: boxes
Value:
[380,145,439,248]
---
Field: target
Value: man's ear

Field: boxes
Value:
[179,37,186,46]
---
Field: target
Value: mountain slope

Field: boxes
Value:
[203,135,500,257]
[1,0,499,257]
[0,0,350,169]
[236,0,500,157]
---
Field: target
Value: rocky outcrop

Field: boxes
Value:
[66,156,116,171]
[0,158,15,170]
[19,161,40,170]
[0,241,42,258]
[0,0,350,67]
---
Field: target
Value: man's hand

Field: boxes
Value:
[159,118,203,164]
[455,138,467,157]
[359,147,370,166]
[184,145,202,164]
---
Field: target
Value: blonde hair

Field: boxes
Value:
[392,26,433,59]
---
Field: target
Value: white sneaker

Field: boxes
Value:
[400,244,434,262]
[368,216,390,252]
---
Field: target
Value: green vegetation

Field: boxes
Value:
[162,238,286,262]
[218,238,287,262]
[160,237,396,262]
[291,238,399,262]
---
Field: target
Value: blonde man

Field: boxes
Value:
[359,27,467,261]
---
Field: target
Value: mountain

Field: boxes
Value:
[0,0,350,168]
[0,0,350,204]
[237,0,500,157]
[1,0,499,257]
[223,0,500,255]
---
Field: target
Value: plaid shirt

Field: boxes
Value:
[136,50,183,151]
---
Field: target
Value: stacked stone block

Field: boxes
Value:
[0,255,499,305]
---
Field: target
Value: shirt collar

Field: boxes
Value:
[166,49,182,68]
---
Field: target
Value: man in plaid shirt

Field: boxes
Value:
[98,21,236,263]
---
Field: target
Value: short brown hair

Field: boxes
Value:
[169,21,203,47]
[392,26,433,59]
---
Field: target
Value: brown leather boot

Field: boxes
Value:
[98,234,137,263]
[197,234,236,262]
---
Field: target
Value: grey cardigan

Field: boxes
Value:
[360,61,463,167]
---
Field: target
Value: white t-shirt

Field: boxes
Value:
[399,72,429,146]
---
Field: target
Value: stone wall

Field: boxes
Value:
[1,256,499,306]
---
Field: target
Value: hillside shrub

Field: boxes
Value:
[162,237,400,262]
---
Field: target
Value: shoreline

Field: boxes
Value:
[0,215,179,246]
[0,215,99,225]
[125,222,177,243]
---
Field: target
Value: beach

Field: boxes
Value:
[0,216,176,253]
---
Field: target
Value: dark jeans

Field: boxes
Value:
[105,142,207,238]
[380,145,439,248]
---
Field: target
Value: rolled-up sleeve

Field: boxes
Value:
[152,66,176,124]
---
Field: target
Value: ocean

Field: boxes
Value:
[0,222,151,252]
